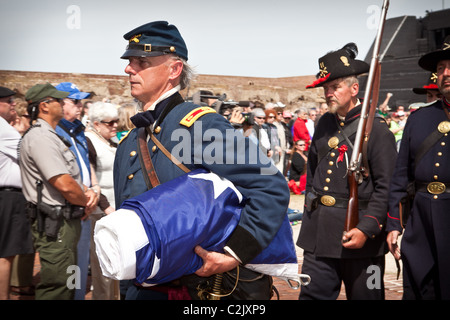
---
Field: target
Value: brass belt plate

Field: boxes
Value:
[321,195,336,206]
[427,182,446,195]
[438,121,450,134]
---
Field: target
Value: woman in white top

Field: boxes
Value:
[84,102,119,300]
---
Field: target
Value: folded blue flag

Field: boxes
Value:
[94,169,309,289]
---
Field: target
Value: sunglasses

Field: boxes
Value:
[101,119,119,126]
[1,97,15,104]
[42,98,63,104]
[268,116,276,119]
[66,98,81,105]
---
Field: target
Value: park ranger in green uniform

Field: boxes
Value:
[19,83,97,300]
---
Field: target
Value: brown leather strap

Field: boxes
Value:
[137,127,160,189]
[146,127,191,174]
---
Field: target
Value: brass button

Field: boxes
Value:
[435,163,440,167]
[325,178,331,183]
[434,175,439,180]
[130,151,136,157]
[330,152,336,157]
[324,186,329,191]
[441,142,446,146]
[434,195,438,199]
[340,122,345,127]
[154,126,161,134]
[329,161,334,166]
[437,152,442,156]
[128,174,134,180]
[152,145,157,152]
[327,170,332,174]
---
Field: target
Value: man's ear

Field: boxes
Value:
[168,59,183,80]
[38,101,49,114]
[351,82,359,97]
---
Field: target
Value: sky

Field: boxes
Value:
[0,0,448,78]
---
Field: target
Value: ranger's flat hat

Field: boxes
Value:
[306,43,370,89]
[418,35,450,72]
[25,83,69,103]
[121,21,188,61]
[413,72,438,95]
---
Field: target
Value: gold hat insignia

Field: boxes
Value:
[319,62,329,78]
[340,56,350,67]
[431,73,437,83]
[129,34,142,43]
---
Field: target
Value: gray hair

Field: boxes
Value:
[169,55,196,90]
[342,76,359,87]
[88,101,118,128]
[297,107,308,115]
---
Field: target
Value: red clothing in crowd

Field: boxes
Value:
[292,118,310,151]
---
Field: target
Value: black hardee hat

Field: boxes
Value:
[418,35,450,72]
[0,86,16,98]
[121,21,188,61]
[306,43,370,89]
[412,72,438,95]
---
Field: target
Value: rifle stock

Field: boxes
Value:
[344,0,389,235]
[345,172,360,233]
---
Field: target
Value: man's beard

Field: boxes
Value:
[326,99,339,114]
[439,76,450,97]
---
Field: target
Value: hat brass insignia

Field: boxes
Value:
[319,62,328,78]
[130,34,142,43]
[328,136,339,149]
[340,56,350,67]
[444,43,450,51]
[431,73,437,82]
[438,121,450,134]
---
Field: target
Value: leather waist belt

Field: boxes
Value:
[0,187,22,192]
[415,181,450,195]
[27,202,85,217]
[316,193,369,209]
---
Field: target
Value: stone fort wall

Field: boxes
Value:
[0,70,324,112]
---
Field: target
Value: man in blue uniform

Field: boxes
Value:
[297,43,397,299]
[114,21,289,299]
[387,36,450,300]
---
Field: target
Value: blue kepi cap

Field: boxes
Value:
[120,21,188,61]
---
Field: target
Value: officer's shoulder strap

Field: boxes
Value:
[179,106,216,128]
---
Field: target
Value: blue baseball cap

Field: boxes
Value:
[55,82,91,100]
[120,21,188,61]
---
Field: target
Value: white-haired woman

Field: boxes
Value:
[84,101,119,300]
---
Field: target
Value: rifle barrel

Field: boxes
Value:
[348,0,390,172]
[344,0,389,234]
